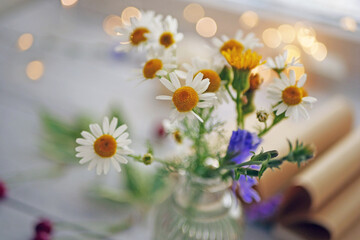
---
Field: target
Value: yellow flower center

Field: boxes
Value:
[195,69,221,92]
[94,135,117,158]
[220,39,244,53]
[282,86,303,105]
[130,27,149,45]
[221,49,263,70]
[300,87,308,97]
[159,32,175,48]
[143,59,163,79]
[172,86,199,112]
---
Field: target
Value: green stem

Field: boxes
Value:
[225,85,236,101]
[236,92,244,129]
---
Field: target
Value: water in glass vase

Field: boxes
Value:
[153,174,244,240]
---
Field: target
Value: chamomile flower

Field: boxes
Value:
[134,48,177,81]
[212,30,263,54]
[115,11,161,52]
[266,50,303,73]
[180,57,228,104]
[267,70,317,120]
[148,15,184,50]
[156,72,216,122]
[75,117,133,175]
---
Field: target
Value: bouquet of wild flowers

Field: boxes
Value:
[75,10,316,204]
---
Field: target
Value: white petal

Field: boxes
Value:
[212,37,223,47]
[174,70,187,79]
[156,95,172,100]
[199,92,216,100]
[114,154,129,164]
[111,158,122,172]
[90,124,103,138]
[302,96,317,104]
[75,146,93,152]
[289,70,296,85]
[298,104,310,120]
[109,117,118,135]
[185,71,194,86]
[103,159,110,174]
[297,74,307,87]
[81,131,96,141]
[160,77,176,92]
[76,138,92,146]
[79,155,93,164]
[169,72,181,89]
[156,70,167,76]
[197,102,213,108]
[275,103,288,115]
[88,159,97,171]
[102,117,110,134]
[113,124,128,138]
[191,111,203,122]
[96,161,103,175]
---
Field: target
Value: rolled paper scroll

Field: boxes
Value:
[278,127,360,240]
[256,96,354,200]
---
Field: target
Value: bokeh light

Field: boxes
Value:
[283,44,301,62]
[297,27,316,48]
[183,3,205,23]
[196,17,217,38]
[340,17,357,32]
[278,24,296,43]
[103,15,123,36]
[262,28,281,48]
[26,61,44,80]
[17,33,33,51]
[121,7,141,25]
[239,11,258,28]
[311,42,327,61]
[60,0,78,7]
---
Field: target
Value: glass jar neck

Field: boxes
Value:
[173,174,235,219]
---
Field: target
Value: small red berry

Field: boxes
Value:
[0,180,7,200]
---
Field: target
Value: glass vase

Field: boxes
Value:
[153,173,244,240]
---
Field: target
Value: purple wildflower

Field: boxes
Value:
[227,129,261,164]
[245,194,283,222]
[227,129,262,203]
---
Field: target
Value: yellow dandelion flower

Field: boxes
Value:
[221,48,264,70]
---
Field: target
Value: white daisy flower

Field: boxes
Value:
[267,70,317,120]
[115,11,162,52]
[212,29,263,54]
[156,72,217,122]
[148,15,184,50]
[75,117,133,175]
[179,57,229,104]
[134,48,177,81]
[266,50,303,72]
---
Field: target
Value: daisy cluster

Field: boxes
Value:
[75,10,317,204]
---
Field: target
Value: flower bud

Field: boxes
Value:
[142,153,154,165]
[256,110,269,122]
[173,130,182,144]
[249,73,263,91]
